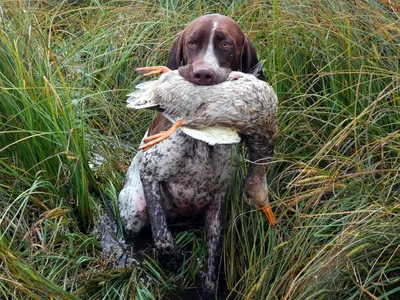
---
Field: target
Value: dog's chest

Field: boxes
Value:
[140,131,234,216]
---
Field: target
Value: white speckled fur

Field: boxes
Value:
[118,127,234,223]
[119,128,234,287]
[118,145,149,234]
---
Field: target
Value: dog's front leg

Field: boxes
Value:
[204,195,225,293]
[140,177,179,270]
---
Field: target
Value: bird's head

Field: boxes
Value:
[243,169,276,227]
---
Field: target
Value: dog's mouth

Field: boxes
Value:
[178,65,230,86]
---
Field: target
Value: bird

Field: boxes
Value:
[126,65,278,226]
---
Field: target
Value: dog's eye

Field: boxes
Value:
[188,41,196,49]
[221,42,231,49]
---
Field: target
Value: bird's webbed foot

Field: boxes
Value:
[135,66,171,76]
[140,119,185,151]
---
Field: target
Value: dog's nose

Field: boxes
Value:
[192,68,216,85]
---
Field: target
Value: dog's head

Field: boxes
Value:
[167,14,265,85]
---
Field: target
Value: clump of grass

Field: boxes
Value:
[0,0,399,299]
[224,0,400,298]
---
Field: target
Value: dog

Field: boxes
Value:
[118,14,265,292]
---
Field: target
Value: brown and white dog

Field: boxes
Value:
[118,14,265,292]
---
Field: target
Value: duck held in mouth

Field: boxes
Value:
[127,66,278,226]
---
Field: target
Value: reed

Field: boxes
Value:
[0,0,399,298]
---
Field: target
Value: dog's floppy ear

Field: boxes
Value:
[167,32,185,70]
[241,37,265,81]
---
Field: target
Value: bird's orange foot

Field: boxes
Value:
[262,204,276,227]
[140,119,185,151]
[135,66,171,76]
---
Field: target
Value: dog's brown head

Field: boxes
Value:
[167,14,265,85]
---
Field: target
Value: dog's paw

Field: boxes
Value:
[203,277,216,294]
[198,270,217,295]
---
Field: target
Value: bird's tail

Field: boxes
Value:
[126,81,158,109]
[249,59,265,78]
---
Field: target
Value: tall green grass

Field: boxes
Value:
[0,0,399,299]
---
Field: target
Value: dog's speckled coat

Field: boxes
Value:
[119,131,233,288]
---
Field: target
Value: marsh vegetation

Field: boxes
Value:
[0,0,399,299]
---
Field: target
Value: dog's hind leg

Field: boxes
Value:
[118,153,149,237]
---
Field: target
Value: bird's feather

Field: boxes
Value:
[162,114,240,145]
[249,60,265,77]
[180,126,240,145]
[126,81,159,109]
[126,69,277,146]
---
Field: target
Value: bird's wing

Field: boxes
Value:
[126,81,159,109]
[180,126,240,145]
[160,114,240,145]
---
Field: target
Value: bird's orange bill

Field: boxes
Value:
[135,66,171,76]
[140,119,185,151]
[262,204,276,227]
